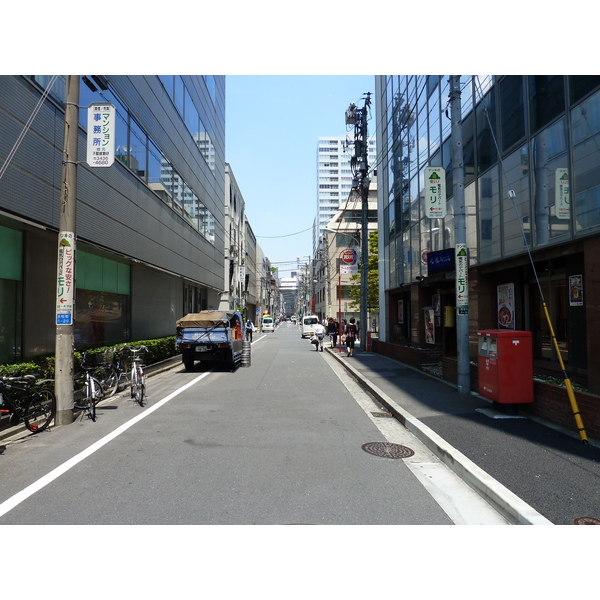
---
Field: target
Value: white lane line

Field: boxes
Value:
[325,353,510,525]
[0,371,212,519]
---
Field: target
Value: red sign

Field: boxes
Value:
[341,248,357,264]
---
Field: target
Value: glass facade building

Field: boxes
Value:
[0,75,226,363]
[375,75,600,396]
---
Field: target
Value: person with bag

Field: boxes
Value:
[326,317,339,348]
[313,321,326,352]
[345,317,358,357]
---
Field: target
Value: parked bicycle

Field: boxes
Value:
[126,345,147,406]
[74,351,106,421]
[84,348,120,397]
[0,374,56,433]
[101,346,129,397]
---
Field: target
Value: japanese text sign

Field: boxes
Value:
[56,231,75,325]
[424,167,446,219]
[86,103,115,167]
[455,243,468,310]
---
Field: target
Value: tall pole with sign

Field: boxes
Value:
[450,76,470,394]
[54,76,79,425]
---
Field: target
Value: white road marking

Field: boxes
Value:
[325,353,509,525]
[0,371,212,518]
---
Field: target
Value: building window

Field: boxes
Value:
[569,75,600,104]
[531,118,570,245]
[500,76,525,152]
[502,145,531,255]
[572,88,600,232]
[476,90,497,174]
[529,75,565,135]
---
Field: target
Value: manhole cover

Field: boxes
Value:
[574,517,600,525]
[361,442,414,459]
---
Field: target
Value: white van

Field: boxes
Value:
[261,316,275,333]
[301,315,320,338]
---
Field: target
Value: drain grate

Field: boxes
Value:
[574,517,600,525]
[362,441,414,459]
[371,411,393,418]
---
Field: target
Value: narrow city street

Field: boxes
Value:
[0,323,587,599]
[0,322,505,526]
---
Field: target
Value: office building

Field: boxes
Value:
[315,135,377,247]
[0,75,226,363]
[374,75,600,438]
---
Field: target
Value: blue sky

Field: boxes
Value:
[225,75,375,275]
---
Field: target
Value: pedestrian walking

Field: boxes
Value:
[245,319,255,342]
[327,317,339,348]
[345,318,358,357]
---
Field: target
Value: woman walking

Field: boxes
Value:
[345,317,358,357]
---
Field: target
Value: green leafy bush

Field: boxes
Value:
[0,336,180,380]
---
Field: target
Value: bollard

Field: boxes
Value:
[241,340,252,367]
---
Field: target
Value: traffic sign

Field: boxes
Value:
[424,167,446,218]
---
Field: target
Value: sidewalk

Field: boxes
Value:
[327,345,600,525]
[0,355,182,442]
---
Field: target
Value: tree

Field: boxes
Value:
[348,230,379,311]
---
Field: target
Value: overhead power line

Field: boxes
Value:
[256,226,312,239]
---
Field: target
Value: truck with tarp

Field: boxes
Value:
[175,310,244,371]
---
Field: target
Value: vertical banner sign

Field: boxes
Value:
[56,232,75,325]
[424,166,446,218]
[87,103,115,167]
[456,243,468,314]
[497,283,515,329]
[555,168,570,219]
[340,247,358,274]
[569,275,583,306]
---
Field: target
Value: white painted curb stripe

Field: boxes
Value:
[336,354,553,525]
[0,371,211,519]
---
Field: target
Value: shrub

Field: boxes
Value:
[0,336,180,380]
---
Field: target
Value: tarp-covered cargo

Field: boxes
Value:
[175,310,245,371]
[176,310,238,329]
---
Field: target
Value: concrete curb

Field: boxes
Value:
[327,349,553,526]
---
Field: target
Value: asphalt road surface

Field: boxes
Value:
[0,322,510,526]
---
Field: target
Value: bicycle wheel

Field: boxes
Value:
[24,388,56,433]
[134,377,145,406]
[88,379,98,421]
[103,366,120,397]
[130,367,138,398]
[92,377,104,405]
[82,377,97,421]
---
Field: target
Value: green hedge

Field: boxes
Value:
[0,336,180,380]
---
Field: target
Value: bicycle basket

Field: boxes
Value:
[124,345,147,365]
[82,349,115,368]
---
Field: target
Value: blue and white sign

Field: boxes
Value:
[87,103,115,167]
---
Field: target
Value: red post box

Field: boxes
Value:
[477,330,533,404]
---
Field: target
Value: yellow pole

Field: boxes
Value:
[542,301,588,443]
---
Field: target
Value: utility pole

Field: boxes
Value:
[54,75,79,425]
[449,76,470,394]
[346,93,371,351]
